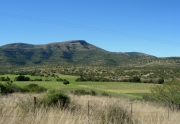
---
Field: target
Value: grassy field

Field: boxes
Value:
[73,81,155,98]
[0,74,156,98]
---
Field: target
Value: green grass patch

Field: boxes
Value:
[0,74,155,98]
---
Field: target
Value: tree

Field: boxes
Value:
[63,80,70,85]
[147,81,180,109]
[158,78,164,84]
[132,76,141,82]
[15,75,30,81]
[129,76,141,82]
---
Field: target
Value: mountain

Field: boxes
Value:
[0,40,179,68]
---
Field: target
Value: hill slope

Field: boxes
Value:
[0,40,179,68]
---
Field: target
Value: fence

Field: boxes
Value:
[1,95,180,124]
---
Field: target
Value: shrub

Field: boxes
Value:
[0,77,5,81]
[0,82,24,94]
[63,80,70,85]
[143,81,180,109]
[142,79,154,83]
[73,89,97,96]
[1,80,22,94]
[34,79,43,81]
[90,90,97,96]
[157,78,164,84]
[15,75,30,81]
[23,84,47,93]
[0,76,10,81]
[56,78,63,82]
[73,89,89,95]
[129,76,141,82]
[43,89,70,108]
[101,92,111,97]
[25,83,38,88]
[5,84,23,93]
[0,83,6,94]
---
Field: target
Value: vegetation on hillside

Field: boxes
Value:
[3,64,178,83]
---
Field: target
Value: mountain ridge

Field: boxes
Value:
[0,40,179,68]
[1,40,153,56]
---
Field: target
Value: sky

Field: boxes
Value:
[0,0,179,57]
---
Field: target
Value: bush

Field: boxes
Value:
[157,78,164,84]
[129,76,141,82]
[0,76,10,81]
[90,90,97,96]
[5,84,23,93]
[101,92,111,97]
[0,83,6,94]
[23,84,47,93]
[142,79,154,83]
[0,82,24,94]
[73,89,97,96]
[15,75,30,81]
[73,89,89,95]
[34,79,43,81]
[56,78,63,82]
[25,83,38,88]
[143,81,180,109]
[43,89,70,108]
[63,80,70,85]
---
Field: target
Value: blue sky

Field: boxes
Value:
[0,0,179,57]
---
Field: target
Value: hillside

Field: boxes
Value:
[0,40,180,69]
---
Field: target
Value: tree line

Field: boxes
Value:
[76,74,164,84]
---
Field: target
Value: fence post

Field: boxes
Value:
[34,97,37,114]
[88,101,90,123]
[130,102,133,116]
[88,101,90,116]
[168,107,169,121]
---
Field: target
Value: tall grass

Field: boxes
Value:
[1,93,180,124]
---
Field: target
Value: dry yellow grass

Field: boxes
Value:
[0,93,180,124]
[130,101,180,124]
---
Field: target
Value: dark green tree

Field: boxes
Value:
[15,75,30,81]
[63,80,70,85]
[158,78,164,84]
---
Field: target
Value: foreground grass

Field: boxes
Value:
[1,93,180,124]
[0,93,134,124]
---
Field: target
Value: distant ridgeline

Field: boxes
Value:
[0,40,180,81]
